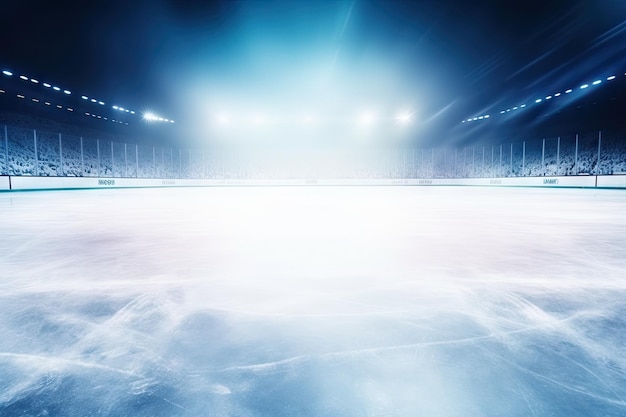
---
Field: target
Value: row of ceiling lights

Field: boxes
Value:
[0,88,129,126]
[462,72,624,124]
[1,88,74,112]
[1,68,173,124]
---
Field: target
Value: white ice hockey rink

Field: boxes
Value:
[1,186,625,416]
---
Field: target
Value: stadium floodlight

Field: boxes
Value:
[99,101,105,105]
[44,102,50,106]
[478,116,484,120]
[30,79,39,84]
[358,112,377,126]
[32,98,39,102]
[580,84,589,89]
[119,107,125,111]
[592,80,602,85]
[607,75,616,81]
[216,113,230,125]
[82,95,88,100]
[112,106,119,110]
[63,90,71,95]
[565,89,573,93]
[130,111,135,114]
[513,106,518,110]
[521,104,526,108]
[67,108,73,112]
[170,120,175,123]
[2,70,13,76]
[17,94,25,99]
[57,105,62,109]
[500,110,505,114]
[395,111,413,124]
[43,83,51,88]
[52,86,60,91]
[485,114,490,118]
[535,99,542,103]
[0,90,4,94]
[554,93,561,97]
[252,114,267,125]
[506,109,511,112]
[143,112,158,121]
[301,114,316,125]
[125,109,130,113]
[546,95,552,100]
[90,98,97,103]
[19,75,28,80]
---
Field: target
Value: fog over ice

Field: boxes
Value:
[1,186,625,416]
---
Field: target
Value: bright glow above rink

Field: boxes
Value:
[216,113,230,125]
[395,111,413,124]
[357,112,377,127]
[175,11,426,147]
[252,114,267,125]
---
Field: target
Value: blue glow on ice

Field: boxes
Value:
[0,187,625,417]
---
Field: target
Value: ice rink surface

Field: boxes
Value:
[1,185,625,417]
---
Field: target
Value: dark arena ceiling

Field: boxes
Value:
[1,0,626,147]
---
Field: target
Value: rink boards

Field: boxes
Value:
[2,174,621,191]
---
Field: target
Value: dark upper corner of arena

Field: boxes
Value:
[1,0,626,148]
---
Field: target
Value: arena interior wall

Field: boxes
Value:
[2,174,612,191]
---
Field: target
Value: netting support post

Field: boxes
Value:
[111,141,114,177]
[34,130,39,176]
[3,125,8,175]
[509,143,513,177]
[80,137,84,177]
[541,138,545,176]
[522,141,526,175]
[597,131,602,175]
[556,137,560,175]
[59,133,64,176]
[574,134,578,175]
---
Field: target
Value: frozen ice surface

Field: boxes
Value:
[1,186,626,416]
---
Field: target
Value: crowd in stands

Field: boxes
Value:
[1,123,625,180]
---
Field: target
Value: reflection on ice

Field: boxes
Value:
[1,187,625,416]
